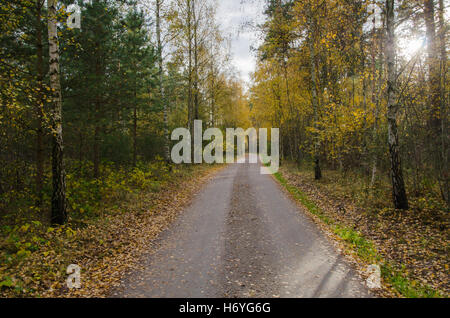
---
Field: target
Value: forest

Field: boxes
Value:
[249,0,448,297]
[1,0,250,296]
[1,0,249,223]
[0,0,448,298]
[252,0,448,208]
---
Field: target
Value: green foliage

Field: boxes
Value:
[0,160,206,297]
[64,160,172,220]
[0,0,249,298]
[333,225,379,263]
[381,264,443,298]
[252,0,449,207]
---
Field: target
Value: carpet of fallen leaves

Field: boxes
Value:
[0,164,224,298]
[279,164,449,296]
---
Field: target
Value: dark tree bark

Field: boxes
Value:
[192,0,200,165]
[437,0,448,204]
[370,5,379,187]
[48,0,67,224]
[93,45,102,179]
[307,12,321,180]
[93,103,101,178]
[424,0,443,172]
[35,0,45,206]
[424,0,441,129]
[386,0,408,210]
[132,87,137,167]
[193,0,199,122]
[186,0,195,161]
[187,0,193,130]
[156,0,170,162]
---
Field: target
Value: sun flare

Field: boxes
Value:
[399,37,426,58]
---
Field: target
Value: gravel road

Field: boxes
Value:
[113,161,371,298]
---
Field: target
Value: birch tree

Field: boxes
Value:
[47,0,67,224]
[385,0,408,209]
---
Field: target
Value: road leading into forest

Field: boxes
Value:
[113,161,371,298]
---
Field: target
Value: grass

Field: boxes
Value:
[0,161,221,297]
[271,169,443,298]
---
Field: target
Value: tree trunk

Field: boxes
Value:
[424,0,441,128]
[209,60,216,127]
[438,0,448,204]
[386,0,408,210]
[47,0,67,224]
[156,0,169,162]
[93,124,100,178]
[187,0,193,130]
[78,129,83,173]
[186,0,195,161]
[35,0,45,206]
[193,0,199,122]
[133,88,137,167]
[308,13,321,180]
[370,6,384,187]
[93,50,101,179]
[424,0,442,176]
[370,15,378,187]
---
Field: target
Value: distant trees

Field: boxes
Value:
[169,0,243,159]
[385,0,408,209]
[47,0,67,224]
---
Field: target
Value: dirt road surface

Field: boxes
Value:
[112,161,371,298]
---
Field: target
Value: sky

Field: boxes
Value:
[216,0,266,86]
[215,1,450,85]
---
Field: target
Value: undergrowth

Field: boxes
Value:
[272,169,444,298]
